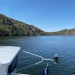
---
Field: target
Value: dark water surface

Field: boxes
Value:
[0,36,75,75]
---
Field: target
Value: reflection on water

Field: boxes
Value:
[0,36,75,75]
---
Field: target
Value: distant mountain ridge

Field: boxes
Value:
[0,14,75,36]
[0,14,44,36]
[46,29,75,35]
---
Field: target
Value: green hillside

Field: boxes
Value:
[0,14,75,36]
[0,14,44,36]
[47,29,75,35]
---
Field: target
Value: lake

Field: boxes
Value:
[0,36,75,75]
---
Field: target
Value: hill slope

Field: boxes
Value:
[0,14,75,36]
[0,14,44,36]
[47,29,75,35]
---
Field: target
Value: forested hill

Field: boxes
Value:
[0,14,44,36]
[0,14,75,36]
[46,29,75,35]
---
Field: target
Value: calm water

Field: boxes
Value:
[0,36,75,75]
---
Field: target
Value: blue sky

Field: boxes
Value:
[0,0,75,32]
